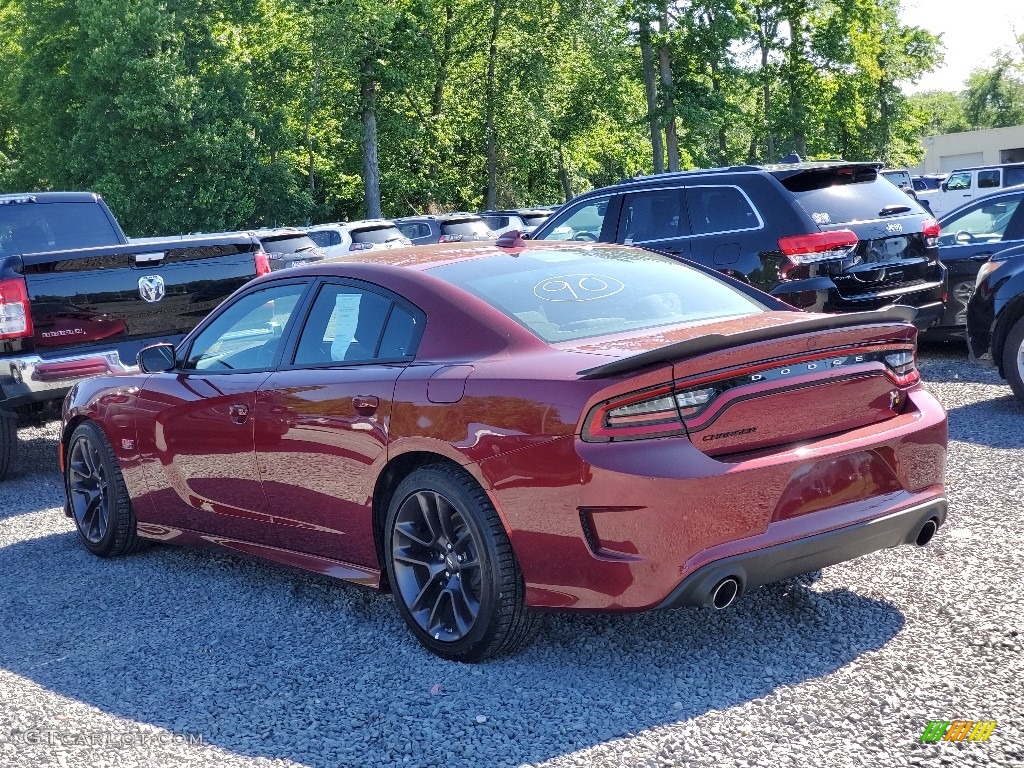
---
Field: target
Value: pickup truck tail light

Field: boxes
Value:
[0,277,33,340]
[254,249,271,277]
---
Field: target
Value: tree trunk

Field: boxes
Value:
[360,57,382,219]
[557,145,572,200]
[306,58,322,196]
[484,0,502,209]
[638,18,664,173]
[759,23,775,161]
[786,14,808,158]
[658,4,679,171]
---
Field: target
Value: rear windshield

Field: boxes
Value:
[779,167,922,225]
[259,234,318,253]
[351,225,406,244]
[441,219,491,236]
[0,201,121,255]
[520,213,550,226]
[430,246,765,342]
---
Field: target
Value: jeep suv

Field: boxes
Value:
[528,162,945,328]
[395,214,495,245]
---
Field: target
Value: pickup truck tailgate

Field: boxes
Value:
[21,236,259,351]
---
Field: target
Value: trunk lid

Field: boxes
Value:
[577,309,919,456]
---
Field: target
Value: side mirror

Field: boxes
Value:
[941,182,948,192]
[138,343,176,373]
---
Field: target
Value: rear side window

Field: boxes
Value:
[351,225,405,245]
[430,246,765,342]
[978,170,1001,189]
[620,188,688,242]
[779,168,921,225]
[293,283,419,365]
[687,186,760,234]
[0,201,121,255]
[441,219,491,236]
[1006,168,1024,187]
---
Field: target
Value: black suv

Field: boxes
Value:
[395,214,495,245]
[528,162,946,328]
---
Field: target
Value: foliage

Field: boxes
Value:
[0,0,966,234]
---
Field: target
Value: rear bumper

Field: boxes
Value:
[0,349,137,410]
[657,496,947,610]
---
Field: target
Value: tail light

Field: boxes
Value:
[778,230,859,265]
[883,349,919,385]
[349,242,374,251]
[438,234,463,243]
[0,277,33,340]
[254,249,271,277]
[582,384,717,442]
[921,218,940,247]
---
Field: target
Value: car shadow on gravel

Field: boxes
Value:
[0,531,905,767]
[944,395,1024,448]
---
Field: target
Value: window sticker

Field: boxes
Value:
[533,274,625,302]
[329,293,362,359]
[810,212,831,224]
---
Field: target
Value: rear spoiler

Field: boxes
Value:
[576,306,918,379]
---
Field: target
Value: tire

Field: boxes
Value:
[1002,315,1024,403]
[383,464,535,662]
[64,421,147,557]
[0,410,16,482]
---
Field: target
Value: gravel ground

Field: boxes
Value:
[1,341,1022,768]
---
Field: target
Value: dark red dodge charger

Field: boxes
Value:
[61,242,947,661]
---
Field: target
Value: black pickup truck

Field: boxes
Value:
[0,192,266,480]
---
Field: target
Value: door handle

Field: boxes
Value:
[229,404,249,424]
[352,395,379,416]
[970,252,994,261]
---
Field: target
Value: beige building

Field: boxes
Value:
[915,125,1024,174]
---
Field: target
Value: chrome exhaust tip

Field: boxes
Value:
[709,576,741,610]
[915,518,938,547]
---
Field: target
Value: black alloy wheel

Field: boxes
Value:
[65,422,146,557]
[384,464,535,662]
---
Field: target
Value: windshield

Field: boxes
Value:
[520,213,550,226]
[430,246,765,342]
[351,225,407,244]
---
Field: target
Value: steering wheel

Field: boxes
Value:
[572,231,598,242]
[955,230,978,244]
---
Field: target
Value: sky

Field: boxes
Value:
[900,0,1023,93]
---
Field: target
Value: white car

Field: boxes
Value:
[927,164,1024,216]
[478,209,552,235]
[306,220,411,257]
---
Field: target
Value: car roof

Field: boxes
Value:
[396,213,484,222]
[945,162,1024,173]
[611,160,882,189]
[0,191,105,204]
[480,208,551,216]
